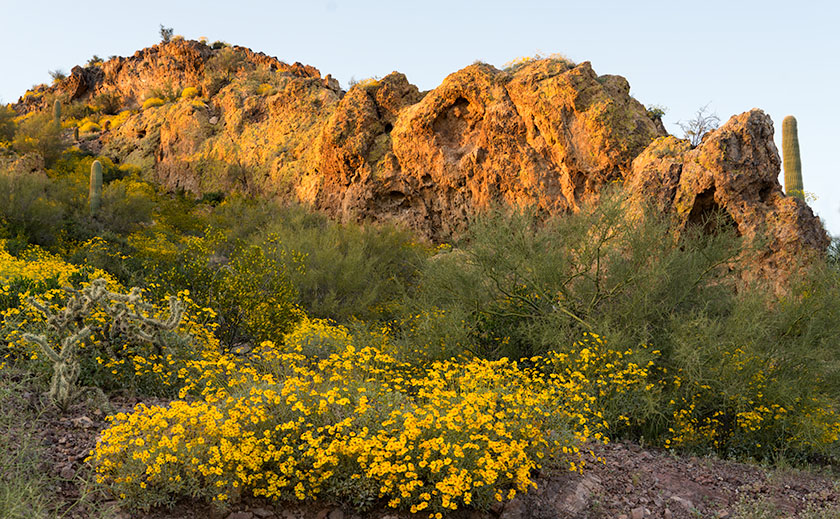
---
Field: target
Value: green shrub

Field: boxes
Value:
[132,228,301,348]
[210,197,427,322]
[12,111,64,166]
[98,178,156,233]
[0,162,66,246]
[404,189,741,361]
[92,92,122,115]
[0,104,16,142]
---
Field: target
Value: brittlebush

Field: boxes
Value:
[90,323,651,514]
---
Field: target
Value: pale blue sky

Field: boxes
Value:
[1,0,837,236]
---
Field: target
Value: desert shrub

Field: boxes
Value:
[50,151,127,184]
[209,197,427,322]
[63,100,94,121]
[98,178,157,234]
[180,86,199,99]
[278,221,424,322]
[12,111,64,166]
[207,46,246,80]
[0,162,66,246]
[93,92,122,115]
[78,120,101,133]
[405,189,741,361]
[99,109,133,131]
[255,83,275,95]
[397,188,840,461]
[129,229,301,348]
[0,104,16,142]
[141,97,165,110]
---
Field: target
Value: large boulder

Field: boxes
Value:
[627,109,829,284]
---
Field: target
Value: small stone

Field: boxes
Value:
[251,508,274,518]
[209,116,219,125]
[72,416,94,428]
[59,466,75,479]
[717,511,730,519]
[631,508,645,519]
[617,515,628,519]
[664,509,673,519]
[226,512,253,519]
[328,510,343,519]
[669,496,694,510]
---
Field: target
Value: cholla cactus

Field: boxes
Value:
[21,278,185,409]
[23,328,90,409]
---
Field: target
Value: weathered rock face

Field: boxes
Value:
[315,59,662,237]
[627,109,830,281]
[12,40,829,268]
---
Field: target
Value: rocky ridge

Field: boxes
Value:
[15,39,829,269]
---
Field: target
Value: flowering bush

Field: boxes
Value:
[89,324,651,514]
[142,98,165,110]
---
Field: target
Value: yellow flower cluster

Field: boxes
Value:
[0,242,114,289]
[90,327,647,514]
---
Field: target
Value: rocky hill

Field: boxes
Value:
[15,39,829,271]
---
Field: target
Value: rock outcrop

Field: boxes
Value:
[627,109,830,280]
[13,40,829,267]
[16,42,663,239]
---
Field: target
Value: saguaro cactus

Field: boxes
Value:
[782,115,803,200]
[53,99,61,126]
[90,160,103,216]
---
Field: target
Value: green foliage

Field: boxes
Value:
[63,100,94,121]
[206,47,246,83]
[12,111,64,166]
[783,115,804,200]
[98,178,156,233]
[159,24,174,43]
[0,371,56,518]
[0,104,16,142]
[0,162,66,246]
[209,197,427,322]
[405,189,739,361]
[89,160,103,216]
[646,104,667,120]
[93,92,122,115]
